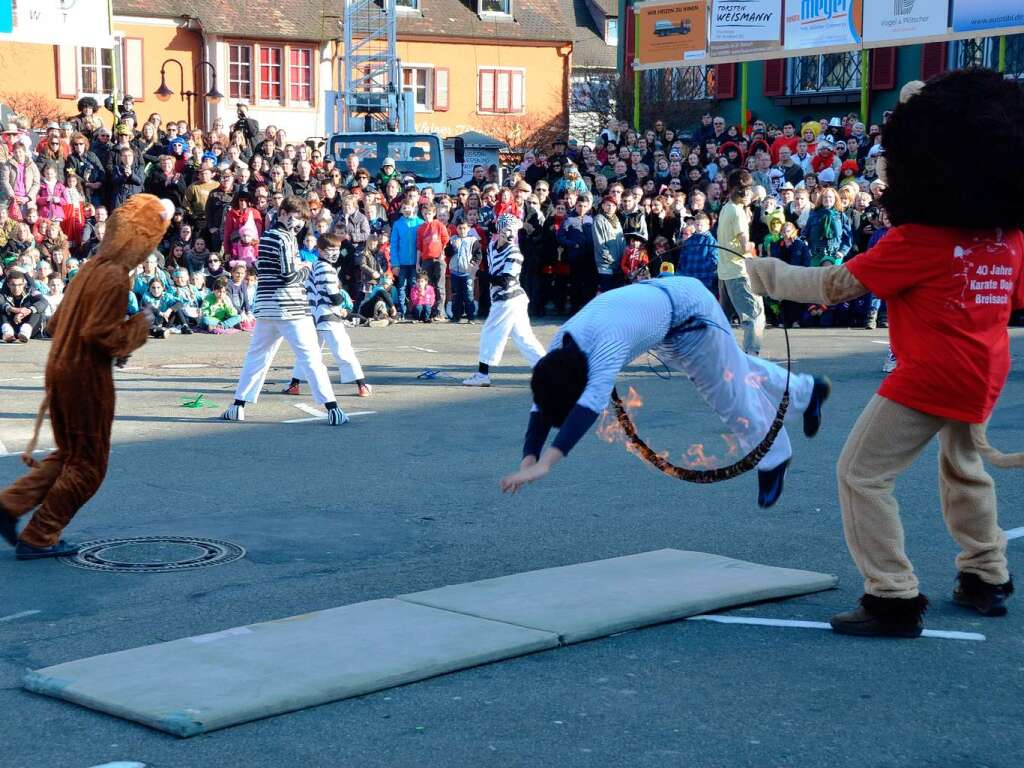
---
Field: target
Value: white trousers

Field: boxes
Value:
[478,294,546,368]
[659,308,813,471]
[290,323,364,384]
[235,317,337,406]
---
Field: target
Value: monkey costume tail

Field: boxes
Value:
[21,395,49,468]
[971,422,1024,469]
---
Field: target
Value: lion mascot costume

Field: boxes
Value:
[0,194,173,559]
[748,69,1024,638]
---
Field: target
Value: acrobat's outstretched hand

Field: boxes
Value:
[500,449,564,495]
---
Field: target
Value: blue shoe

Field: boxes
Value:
[0,503,16,548]
[15,540,79,560]
[803,376,832,437]
[757,459,789,509]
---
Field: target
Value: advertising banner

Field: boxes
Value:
[634,0,709,68]
[0,0,112,46]
[709,0,783,59]
[783,0,863,52]
[864,0,950,44]
[952,0,1024,33]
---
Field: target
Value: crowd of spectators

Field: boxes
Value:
[1,93,911,347]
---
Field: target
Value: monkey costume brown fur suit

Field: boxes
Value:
[0,194,173,553]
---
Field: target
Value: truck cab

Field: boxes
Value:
[327,132,464,194]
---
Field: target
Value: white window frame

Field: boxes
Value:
[289,46,313,105]
[258,44,284,105]
[605,18,618,46]
[786,51,862,95]
[396,0,420,12]
[477,66,525,115]
[402,65,433,112]
[479,0,512,18]
[228,43,253,102]
[77,44,116,98]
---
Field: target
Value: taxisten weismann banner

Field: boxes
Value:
[709,0,783,59]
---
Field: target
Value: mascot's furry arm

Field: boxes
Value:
[748,259,866,306]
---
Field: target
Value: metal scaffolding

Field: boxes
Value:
[339,0,401,132]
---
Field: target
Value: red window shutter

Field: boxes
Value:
[763,58,785,97]
[715,63,736,100]
[920,42,947,81]
[434,67,449,111]
[869,46,897,91]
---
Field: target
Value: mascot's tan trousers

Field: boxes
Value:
[838,395,1009,599]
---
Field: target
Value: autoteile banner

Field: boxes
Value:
[709,0,784,59]
[952,0,1024,33]
[634,0,709,68]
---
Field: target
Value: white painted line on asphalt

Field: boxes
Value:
[869,340,890,345]
[1005,526,1024,541]
[687,614,985,642]
[161,363,209,369]
[293,403,322,418]
[283,409,377,424]
[0,610,41,623]
[398,345,438,353]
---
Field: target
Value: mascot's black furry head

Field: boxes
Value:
[881,68,1024,231]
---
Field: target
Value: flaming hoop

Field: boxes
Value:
[610,243,791,483]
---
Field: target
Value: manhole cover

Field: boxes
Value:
[61,536,245,573]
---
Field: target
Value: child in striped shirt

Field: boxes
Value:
[281,233,371,398]
[462,214,546,387]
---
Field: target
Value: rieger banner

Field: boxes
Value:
[784,0,863,52]
[634,0,709,68]
[709,0,783,59]
[952,0,1024,33]
[864,0,950,44]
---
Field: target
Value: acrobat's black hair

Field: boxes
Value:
[531,333,588,428]
[881,69,1024,230]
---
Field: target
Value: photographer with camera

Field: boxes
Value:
[233,104,260,151]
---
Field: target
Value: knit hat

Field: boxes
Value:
[818,167,837,184]
[801,121,821,138]
[496,213,521,234]
[840,160,859,176]
[659,262,675,274]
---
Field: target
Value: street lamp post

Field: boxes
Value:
[154,57,223,127]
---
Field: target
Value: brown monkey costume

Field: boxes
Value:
[748,70,1024,637]
[0,194,173,559]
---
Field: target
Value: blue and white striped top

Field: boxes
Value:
[305,260,348,326]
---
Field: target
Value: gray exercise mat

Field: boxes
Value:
[24,550,836,737]
[399,549,838,643]
[23,598,559,737]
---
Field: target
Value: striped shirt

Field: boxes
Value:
[546,277,718,413]
[305,259,349,327]
[254,226,310,319]
[488,239,525,302]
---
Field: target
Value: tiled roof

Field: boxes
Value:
[114,0,338,41]
[561,0,616,70]
[589,0,619,18]
[115,0,573,43]
[396,0,572,43]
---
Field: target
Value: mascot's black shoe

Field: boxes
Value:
[803,376,832,437]
[15,540,79,560]
[757,459,789,509]
[830,594,928,638]
[0,502,17,547]
[953,572,1013,617]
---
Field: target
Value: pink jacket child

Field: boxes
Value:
[410,282,435,309]
[37,179,68,222]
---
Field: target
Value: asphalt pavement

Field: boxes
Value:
[1,320,1022,768]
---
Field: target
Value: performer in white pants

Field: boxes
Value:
[499,275,831,508]
[463,214,546,387]
[280,233,372,399]
[220,197,348,425]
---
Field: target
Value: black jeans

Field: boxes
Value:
[450,273,475,321]
[422,258,446,316]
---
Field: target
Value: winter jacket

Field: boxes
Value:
[410,283,435,307]
[144,170,187,210]
[555,214,594,266]
[592,213,624,276]
[769,237,812,268]
[36,182,68,222]
[140,289,181,313]
[676,231,719,292]
[390,214,424,267]
[110,164,145,209]
[201,293,239,322]
[1,160,40,206]
[445,235,482,276]
[336,209,370,249]
[805,208,852,266]
[619,208,648,241]
[416,219,450,261]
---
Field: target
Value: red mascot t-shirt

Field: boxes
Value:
[846,224,1024,423]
